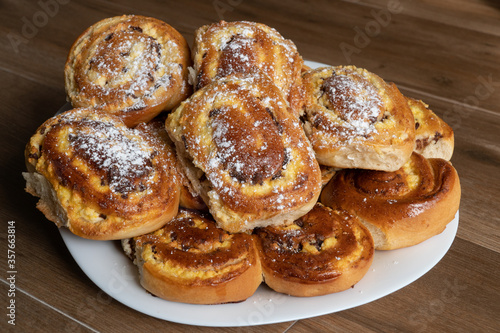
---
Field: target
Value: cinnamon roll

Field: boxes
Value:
[166,72,322,233]
[302,65,416,171]
[129,208,262,304]
[64,15,192,127]
[407,97,454,160]
[23,108,180,240]
[192,20,304,115]
[320,152,461,250]
[253,203,374,297]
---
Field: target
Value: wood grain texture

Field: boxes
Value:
[1,0,499,332]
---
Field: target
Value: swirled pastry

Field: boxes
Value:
[23,108,180,240]
[407,97,454,160]
[192,20,304,115]
[253,203,374,297]
[64,15,192,127]
[166,72,322,233]
[302,65,416,171]
[320,152,460,250]
[129,208,262,304]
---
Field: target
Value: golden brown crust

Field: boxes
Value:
[166,72,322,233]
[192,20,304,116]
[253,203,374,297]
[302,66,416,171]
[320,152,461,250]
[64,15,192,127]
[24,108,180,240]
[407,97,454,160]
[132,209,262,304]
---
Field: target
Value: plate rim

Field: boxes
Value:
[59,213,458,327]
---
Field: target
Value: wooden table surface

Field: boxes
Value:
[1,0,499,332]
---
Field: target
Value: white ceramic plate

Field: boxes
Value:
[58,60,459,326]
[60,212,458,327]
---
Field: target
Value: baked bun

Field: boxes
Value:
[130,208,262,304]
[23,108,180,240]
[320,152,460,250]
[302,66,416,171]
[253,203,374,297]
[407,97,454,160]
[192,20,304,115]
[64,15,192,127]
[166,72,322,233]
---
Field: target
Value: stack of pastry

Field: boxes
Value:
[23,15,460,305]
[301,66,460,250]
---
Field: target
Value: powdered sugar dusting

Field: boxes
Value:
[171,72,321,226]
[322,70,383,138]
[69,118,154,195]
[208,104,286,185]
[83,28,180,112]
[224,36,252,62]
[201,21,299,94]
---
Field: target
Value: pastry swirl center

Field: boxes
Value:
[218,35,257,78]
[321,71,383,132]
[138,213,250,270]
[353,169,413,197]
[87,29,162,91]
[65,118,154,195]
[209,105,286,184]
